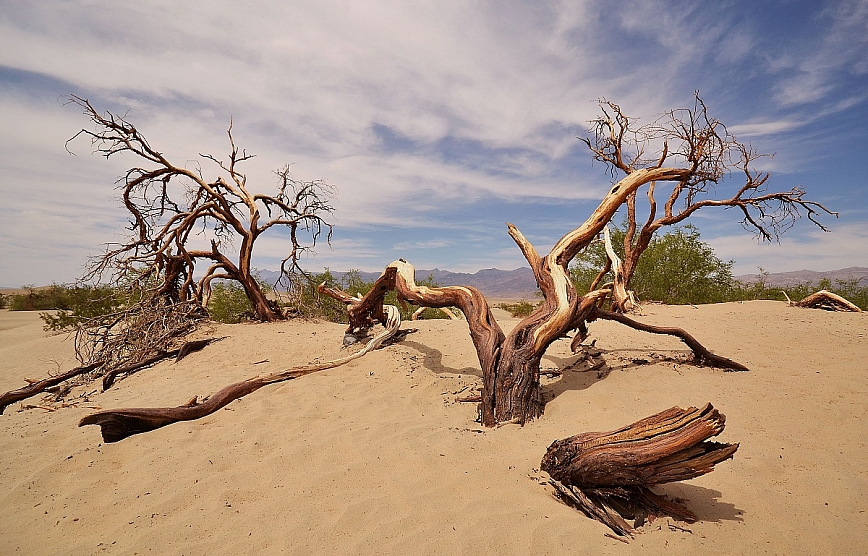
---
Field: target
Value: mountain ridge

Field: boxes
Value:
[256,266,868,300]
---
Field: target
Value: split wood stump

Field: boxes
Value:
[541,403,738,537]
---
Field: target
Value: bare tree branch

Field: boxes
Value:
[579,92,837,312]
[67,96,336,322]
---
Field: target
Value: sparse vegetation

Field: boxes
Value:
[2,284,125,330]
[496,301,537,317]
[572,224,737,306]
[735,274,867,310]
[206,277,273,324]
[571,224,867,310]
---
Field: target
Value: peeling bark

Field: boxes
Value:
[542,403,738,537]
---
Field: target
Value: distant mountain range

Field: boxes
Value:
[256,266,868,300]
[6,266,863,299]
[733,267,868,288]
[257,267,541,300]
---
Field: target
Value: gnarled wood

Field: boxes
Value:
[541,403,738,537]
[79,306,401,442]
[319,167,693,427]
[580,95,835,312]
[792,290,862,312]
[602,225,637,312]
[68,96,335,322]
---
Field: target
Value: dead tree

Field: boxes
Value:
[320,160,751,427]
[541,403,738,537]
[581,94,836,312]
[68,95,335,322]
[312,97,822,426]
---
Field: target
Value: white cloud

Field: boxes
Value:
[708,223,868,275]
[0,1,865,284]
[728,120,804,138]
[772,0,868,107]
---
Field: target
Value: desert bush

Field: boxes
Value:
[283,269,350,322]
[207,282,255,324]
[496,301,537,317]
[206,276,274,324]
[5,284,124,330]
[571,224,737,305]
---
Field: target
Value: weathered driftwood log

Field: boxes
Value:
[790,290,862,312]
[541,403,738,537]
[0,361,105,415]
[79,306,401,442]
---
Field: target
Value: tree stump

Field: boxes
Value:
[540,403,738,537]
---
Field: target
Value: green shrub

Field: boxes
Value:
[571,223,737,305]
[569,222,868,310]
[206,282,255,323]
[9,284,127,331]
[206,276,274,324]
[496,301,537,317]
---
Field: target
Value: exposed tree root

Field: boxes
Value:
[541,403,738,537]
[79,306,401,442]
[590,308,749,372]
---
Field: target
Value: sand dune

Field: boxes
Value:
[1,301,866,554]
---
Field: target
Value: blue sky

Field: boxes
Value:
[1,0,866,287]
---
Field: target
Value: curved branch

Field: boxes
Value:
[80,306,402,442]
[551,167,690,265]
[0,361,105,415]
[591,308,749,371]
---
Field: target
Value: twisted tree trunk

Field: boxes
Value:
[321,168,694,426]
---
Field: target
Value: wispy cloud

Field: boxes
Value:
[1,1,866,285]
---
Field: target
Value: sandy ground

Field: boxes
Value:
[0,301,866,555]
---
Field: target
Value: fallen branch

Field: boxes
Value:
[0,361,104,415]
[591,308,749,371]
[792,290,862,312]
[79,306,401,442]
[541,403,738,537]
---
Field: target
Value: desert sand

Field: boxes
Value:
[1,301,866,555]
